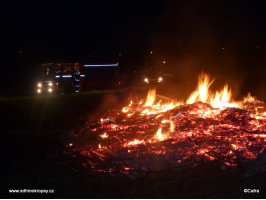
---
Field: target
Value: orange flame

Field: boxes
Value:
[144,88,156,106]
[154,127,167,141]
[121,73,264,118]
[210,84,238,108]
[186,73,240,109]
[187,73,214,104]
[122,100,133,113]
[243,93,256,103]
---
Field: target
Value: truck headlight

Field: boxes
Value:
[37,88,41,93]
[48,88,52,93]
[37,83,42,87]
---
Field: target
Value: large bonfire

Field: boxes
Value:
[66,73,266,178]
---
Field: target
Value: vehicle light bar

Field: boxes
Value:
[55,75,85,78]
[84,63,118,67]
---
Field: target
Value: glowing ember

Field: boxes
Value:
[100,132,108,139]
[127,139,145,146]
[161,120,175,132]
[67,73,265,178]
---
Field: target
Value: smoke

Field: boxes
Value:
[147,0,266,100]
[97,92,132,112]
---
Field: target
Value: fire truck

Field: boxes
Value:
[35,62,119,94]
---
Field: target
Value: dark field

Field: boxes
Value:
[1,90,265,198]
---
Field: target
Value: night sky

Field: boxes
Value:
[1,0,266,97]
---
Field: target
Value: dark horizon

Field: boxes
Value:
[1,0,266,98]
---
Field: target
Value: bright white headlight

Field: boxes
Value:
[37,83,42,87]
[48,88,52,93]
[158,77,163,82]
[37,89,41,93]
[48,82,53,86]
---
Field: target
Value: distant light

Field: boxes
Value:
[37,89,41,93]
[84,64,118,67]
[37,83,42,87]
[48,88,52,93]
[48,82,53,86]
[150,51,153,54]
[158,77,163,82]
[80,75,85,77]
[144,78,149,83]
[222,47,225,50]
[163,61,166,64]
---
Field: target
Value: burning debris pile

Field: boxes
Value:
[67,73,265,177]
